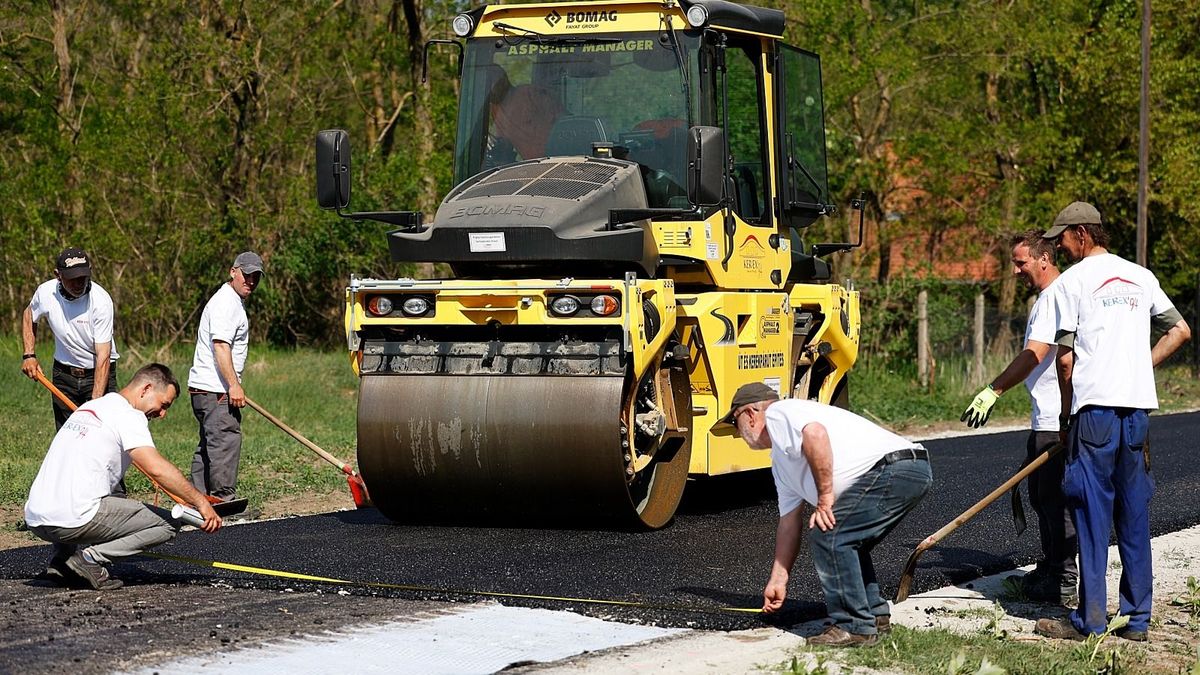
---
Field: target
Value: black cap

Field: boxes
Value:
[717,382,780,425]
[55,247,92,279]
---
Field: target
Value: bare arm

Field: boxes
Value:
[20,306,44,380]
[211,340,245,407]
[1151,320,1191,367]
[800,422,836,531]
[91,342,112,400]
[990,340,1053,395]
[763,504,805,613]
[1056,344,1074,445]
[129,446,222,532]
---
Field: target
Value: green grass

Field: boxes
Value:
[1,336,359,508]
[786,625,1150,675]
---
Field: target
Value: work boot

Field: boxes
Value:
[1022,572,1077,605]
[806,625,878,648]
[875,615,891,634]
[1034,617,1087,641]
[1115,627,1148,642]
[65,551,123,590]
[33,547,77,586]
[221,505,263,522]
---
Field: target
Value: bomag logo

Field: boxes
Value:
[760,318,781,336]
[545,10,562,26]
[450,204,545,218]
[547,9,619,28]
[738,351,785,370]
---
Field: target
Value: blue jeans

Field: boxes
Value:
[809,456,933,635]
[1064,407,1154,635]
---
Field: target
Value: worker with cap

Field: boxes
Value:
[961,229,1076,605]
[187,251,264,504]
[1033,202,1190,643]
[25,363,222,590]
[20,247,121,429]
[724,382,933,647]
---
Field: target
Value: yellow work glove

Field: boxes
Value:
[961,385,999,428]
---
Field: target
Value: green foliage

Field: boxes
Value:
[1172,576,1200,627]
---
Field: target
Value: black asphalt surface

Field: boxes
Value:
[3,412,1199,636]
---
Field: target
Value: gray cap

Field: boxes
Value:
[232,251,264,275]
[717,382,780,425]
[1043,201,1101,239]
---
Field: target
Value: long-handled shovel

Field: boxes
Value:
[32,371,247,517]
[894,442,1064,602]
[244,397,371,508]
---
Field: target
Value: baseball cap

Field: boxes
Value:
[717,382,780,425]
[1043,201,1101,239]
[55,247,92,279]
[232,251,264,275]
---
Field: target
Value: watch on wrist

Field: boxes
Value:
[21,353,36,360]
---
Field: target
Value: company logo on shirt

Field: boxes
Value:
[1092,276,1142,311]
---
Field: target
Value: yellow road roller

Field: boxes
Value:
[315,0,862,528]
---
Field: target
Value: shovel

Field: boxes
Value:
[894,442,1064,602]
[244,397,371,508]
[32,371,247,516]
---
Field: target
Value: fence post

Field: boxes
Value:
[974,292,985,384]
[918,289,929,388]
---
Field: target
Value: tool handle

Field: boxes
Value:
[245,396,354,474]
[923,444,1063,548]
[33,371,219,507]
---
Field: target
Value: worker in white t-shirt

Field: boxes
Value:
[188,252,263,505]
[24,363,221,590]
[20,247,121,429]
[723,382,932,648]
[960,230,1076,604]
[1033,202,1191,643]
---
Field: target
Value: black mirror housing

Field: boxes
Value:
[316,129,351,210]
[687,126,725,207]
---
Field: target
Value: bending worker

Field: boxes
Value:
[1034,202,1190,643]
[188,251,263,503]
[723,382,932,648]
[961,229,1076,605]
[20,247,120,428]
[24,363,221,591]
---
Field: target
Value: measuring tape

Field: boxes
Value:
[147,552,762,615]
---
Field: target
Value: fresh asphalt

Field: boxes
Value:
[2,412,1198,633]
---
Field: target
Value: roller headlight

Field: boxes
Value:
[550,295,581,316]
[452,14,474,37]
[685,5,709,27]
[401,296,430,316]
[590,295,620,316]
[366,295,394,316]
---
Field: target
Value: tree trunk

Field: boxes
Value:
[49,0,84,224]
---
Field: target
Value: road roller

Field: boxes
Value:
[314,0,862,528]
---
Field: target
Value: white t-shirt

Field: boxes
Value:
[1052,252,1173,413]
[765,400,922,517]
[188,283,249,393]
[28,279,120,368]
[1024,278,1062,431]
[24,393,153,528]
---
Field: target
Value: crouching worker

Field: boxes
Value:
[722,383,933,647]
[24,363,222,590]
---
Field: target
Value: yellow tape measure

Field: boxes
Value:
[147,552,762,615]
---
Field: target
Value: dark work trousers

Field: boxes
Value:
[190,390,243,501]
[1026,430,1078,578]
[52,361,124,496]
[51,361,118,429]
[1064,406,1154,636]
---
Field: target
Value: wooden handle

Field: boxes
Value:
[245,396,354,474]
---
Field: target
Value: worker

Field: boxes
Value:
[20,247,120,429]
[489,84,563,162]
[1034,202,1190,642]
[24,363,221,590]
[188,251,263,504]
[960,229,1076,604]
[723,382,933,647]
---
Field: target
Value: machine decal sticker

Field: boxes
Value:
[738,352,785,370]
[469,232,507,252]
[709,309,735,345]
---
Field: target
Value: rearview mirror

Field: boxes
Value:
[315,129,351,210]
[687,126,724,207]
